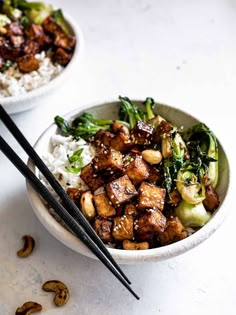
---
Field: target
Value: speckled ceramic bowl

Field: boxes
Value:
[0,14,84,114]
[26,100,231,264]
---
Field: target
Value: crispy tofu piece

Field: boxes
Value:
[112,215,134,241]
[43,16,62,35]
[168,188,181,207]
[125,154,149,185]
[93,192,116,217]
[94,218,113,243]
[17,55,40,73]
[110,132,133,153]
[203,185,220,212]
[6,22,23,36]
[23,40,40,55]
[53,47,71,65]
[122,239,149,250]
[158,216,187,245]
[124,203,137,216]
[9,35,24,47]
[147,166,162,185]
[131,121,154,146]
[93,148,123,175]
[153,120,173,143]
[138,182,166,211]
[80,163,104,191]
[93,129,115,147]
[0,42,21,61]
[43,16,75,51]
[67,188,84,205]
[25,24,44,40]
[24,23,51,47]
[135,232,158,247]
[135,209,166,235]
[106,175,138,206]
[54,33,76,51]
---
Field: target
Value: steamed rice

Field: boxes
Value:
[0,51,63,98]
[41,134,95,224]
[42,134,95,192]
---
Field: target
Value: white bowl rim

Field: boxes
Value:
[0,13,84,108]
[26,99,232,264]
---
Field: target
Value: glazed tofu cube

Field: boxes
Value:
[53,47,71,66]
[112,215,134,241]
[158,217,187,245]
[125,155,149,185]
[124,203,137,216]
[67,188,84,205]
[9,35,24,47]
[135,209,166,235]
[80,163,104,191]
[167,188,181,207]
[17,55,39,73]
[93,192,116,217]
[6,22,23,36]
[106,175,138,206]
[138,182,166,211]
[122,239,149,250]
[131,121,154,145]
[203,185,220,212]
[111,133,133,153]
[147,166,162,185]
[94,218,113,243]
[93,148,123,174]
[54,32,76,51]
[25,24,44,40]
[23,40,40,55]
[153,120,173,143]
[93,129,115,147]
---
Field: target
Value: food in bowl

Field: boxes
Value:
[0,0,76,97]
[41,96,220,251]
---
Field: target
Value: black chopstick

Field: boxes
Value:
[0,135,139,300]
[0,105,131,286]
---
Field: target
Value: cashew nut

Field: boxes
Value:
[0,27,7,34]
[112,121,130,136]
[141,149,162,164]
[17,235,35,258]
[80,191,96,221]
[42,280,69,307]
[15,301,42,315]
[122,240,149,250]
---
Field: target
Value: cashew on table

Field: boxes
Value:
[15,301,42,315]
[17,235,35,258]
[42,280,70,307]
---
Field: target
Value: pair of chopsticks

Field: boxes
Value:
[0,105,139,300]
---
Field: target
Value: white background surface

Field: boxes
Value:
[0,0,235,314]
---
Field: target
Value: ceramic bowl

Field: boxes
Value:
[26,100,230,264]
[0,14,84,114]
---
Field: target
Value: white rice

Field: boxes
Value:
[0,51,63,97]
[41,134,95,225]
[42,134,95,192]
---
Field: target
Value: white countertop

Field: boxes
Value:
[0,0,235,314]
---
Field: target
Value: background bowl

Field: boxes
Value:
[27,100,230,264]
[0,14,84,114]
